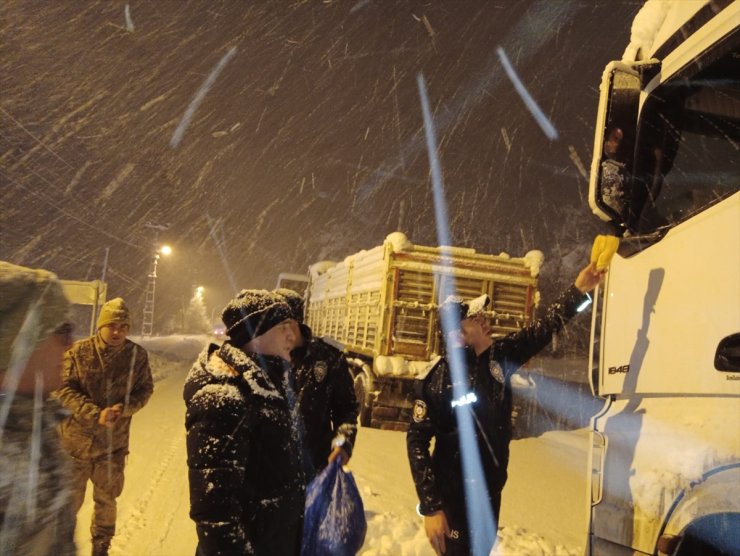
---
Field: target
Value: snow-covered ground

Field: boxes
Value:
[74,336,590,555]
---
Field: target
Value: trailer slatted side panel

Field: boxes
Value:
[491,282,532,334]
[391,268,436,359]
[346,290,380,351]
[307,238,538,362]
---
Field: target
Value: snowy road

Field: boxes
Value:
[74,359,591,555]
[75,365,196,556]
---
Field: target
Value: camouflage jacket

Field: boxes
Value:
[0,395,76,556]
[55,335,153,460]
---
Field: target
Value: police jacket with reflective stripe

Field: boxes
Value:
[407,285,588,516]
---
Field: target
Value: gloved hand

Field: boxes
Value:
[590,234,620,271]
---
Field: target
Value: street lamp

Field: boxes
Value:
[141,244,172,336]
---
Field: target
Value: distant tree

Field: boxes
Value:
[184,290,211,334]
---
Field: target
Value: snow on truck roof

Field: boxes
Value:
[385,231,413,252]
[623,0,721,62]
[306,232,544,278]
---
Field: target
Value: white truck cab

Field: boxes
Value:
[587,1,739,554]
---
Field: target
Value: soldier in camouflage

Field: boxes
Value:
[55,297,153,556]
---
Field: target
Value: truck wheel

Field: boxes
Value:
[670,513,740,556]
[354,373,372,427]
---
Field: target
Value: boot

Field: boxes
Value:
[92,539,110,556]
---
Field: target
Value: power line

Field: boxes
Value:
[0,169,145,251]
[0,105,75,169]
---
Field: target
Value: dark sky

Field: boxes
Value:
[0,1,638,329]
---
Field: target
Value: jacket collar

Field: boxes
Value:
[94,333,128,357]
[217,341,289,400]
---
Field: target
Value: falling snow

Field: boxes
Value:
[5,2,710,555]
[0,1,632,323]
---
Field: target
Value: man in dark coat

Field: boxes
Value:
[407,261,602,555]
[184,289,305,556]
[274,288,358,479]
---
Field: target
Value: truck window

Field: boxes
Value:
[275,272,309,295]
[629,33,739,235]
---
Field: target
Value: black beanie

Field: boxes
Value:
[221,289,293,347]
[273,288,305,324]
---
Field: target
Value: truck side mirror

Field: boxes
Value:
[589,62,644,227]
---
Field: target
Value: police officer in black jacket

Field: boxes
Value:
[407,262,602,555]
[275,288,359,479]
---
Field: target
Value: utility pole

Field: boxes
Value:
[100,246,110,283]
[141,222,170,336]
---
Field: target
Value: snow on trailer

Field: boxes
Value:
[304,232,541,430]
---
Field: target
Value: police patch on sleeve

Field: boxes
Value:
[313,361,328,383]
[412,400,428,423]
[489,361,505,384]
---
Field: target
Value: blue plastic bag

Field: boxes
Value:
[301,459,367,556]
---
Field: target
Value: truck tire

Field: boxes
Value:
[354,373,373,427]
[671,513,740,556]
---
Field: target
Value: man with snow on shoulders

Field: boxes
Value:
[407,261,603,556]
[0,262,76,556]
[55,297,153,556]
[274,288,358,480]
[184,289,306,555]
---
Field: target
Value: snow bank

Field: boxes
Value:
[352,427,590,556]
[132,334,212,381]
[133,334,211,361]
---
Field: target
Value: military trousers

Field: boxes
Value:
[69,449,127,543]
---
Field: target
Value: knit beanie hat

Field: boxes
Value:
[221,289,293,347]
[0,261,70,372]
[96,297,131,330]
[273,288,305,324]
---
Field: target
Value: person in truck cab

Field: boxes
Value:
[407,261,603,556]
